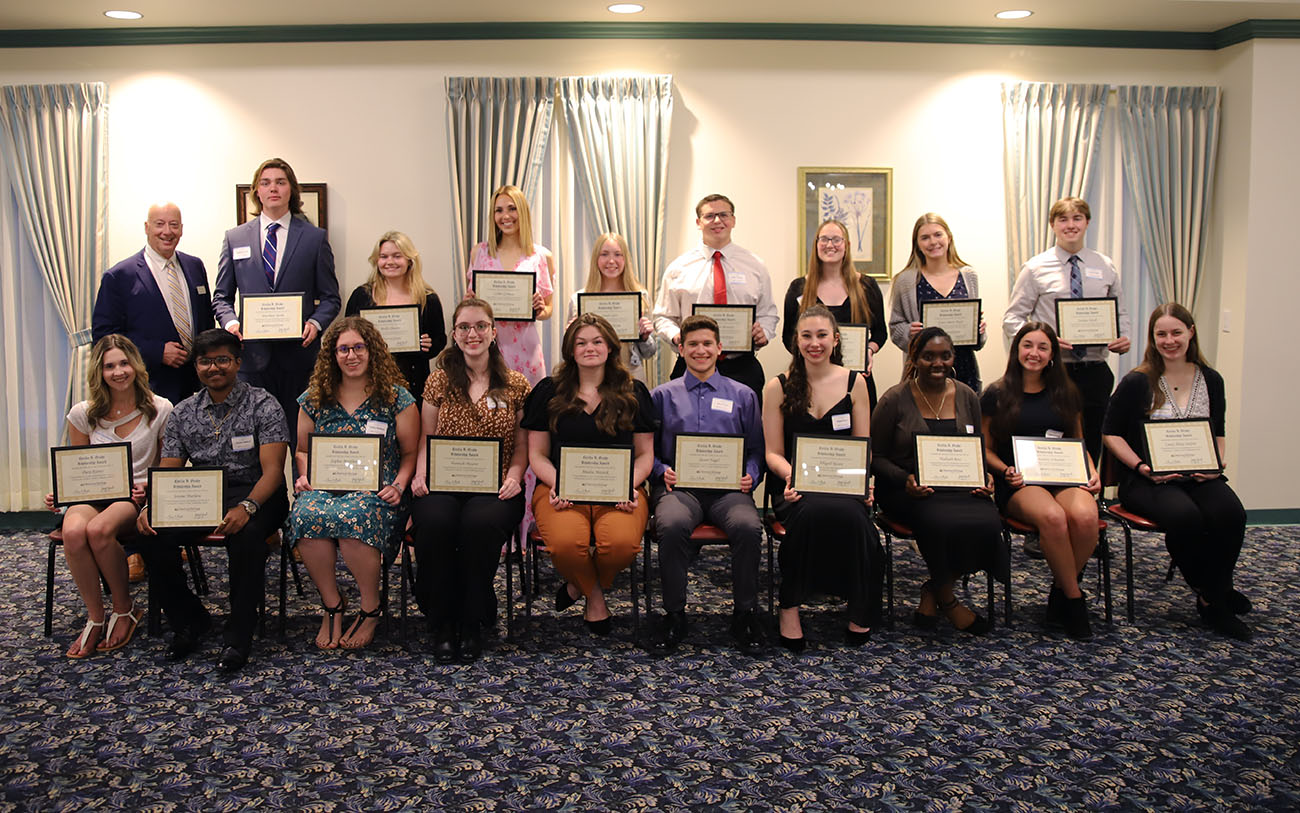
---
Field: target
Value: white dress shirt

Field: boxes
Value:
[143,243,192,336]
[652,241,779,345]
[1003,245,1131,363]
[260,211,292,282]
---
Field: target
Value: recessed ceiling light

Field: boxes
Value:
[995,9,1033,20]
[104,10,143,20]
[608,3,644,13]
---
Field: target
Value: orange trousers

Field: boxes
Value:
[532,484,648,597]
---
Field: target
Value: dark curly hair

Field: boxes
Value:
[548,313,638,435]
[304,316,406,409]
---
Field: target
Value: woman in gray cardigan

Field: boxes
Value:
[888,213,986,392]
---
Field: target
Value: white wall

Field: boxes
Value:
[1,36,1290,509]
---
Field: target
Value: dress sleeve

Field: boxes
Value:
[344,285,368,317]
[631,380,657,433]
[423,292,447,360]
[781,278,802,352]
[869,386,911,488]
[1102,371,1149,442]
[393,385,417,413]
[1204,366,1227,437]
[422,368,444,406]
[862,276,886,350]
[66,401,92,436]
[520,377,555,431]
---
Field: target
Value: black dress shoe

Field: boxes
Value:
[432,623,457,664]
[216,646,248,674]
[650,610,688,656]
[1063,596,1093,641]
[457,625,483,663]
[583,616,612,636]
[167,612,211,662]
[730,610,765,655]
[555,582,578,612]
[1226,589,1253,615]
[778,634,806,654]
[1198,600,1253,641]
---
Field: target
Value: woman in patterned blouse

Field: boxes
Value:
[410,297,530,663]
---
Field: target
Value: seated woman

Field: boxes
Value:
[763,305,882,651]
[288,316,420,650]
[565,232,658,385]
[45,335,171,658]
[871,327,1002,636]
[523,313,655,635]
[345,230,446,398]
[411,297,530,663]
[982,322,1099,640]
[1102,303,1250,641]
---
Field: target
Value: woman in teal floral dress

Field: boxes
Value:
[288,316,420,650]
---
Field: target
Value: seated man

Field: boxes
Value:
[649,314,766,655]
[137,328,290,674]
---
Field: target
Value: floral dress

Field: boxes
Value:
[466,242,553,386]
[286,385,416,560]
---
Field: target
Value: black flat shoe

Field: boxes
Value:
[844,628,872,646]
[912,610,939,630]
[457,625,483,663]
[1198,600,1253,641]
[942,598,992,637]
[778,634,806,654]
[1227,589,1253,615]
[1063,596,1093,641]
[432,623,456,664]
[555,582,578,612]
[167,611,211,662]
[730,610,765,656]
[583,616,612,636]
[216,646,248,674]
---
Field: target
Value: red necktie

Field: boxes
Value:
[711,250,727,305]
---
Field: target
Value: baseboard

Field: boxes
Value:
[0,512,58,532]
[1246,509,1300,526]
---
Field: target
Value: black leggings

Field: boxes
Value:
[410,492,524,627]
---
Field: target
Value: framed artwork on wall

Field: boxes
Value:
[797,167,892,281]
[236,182,328,231]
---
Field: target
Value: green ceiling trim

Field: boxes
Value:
[0,19,1296,50]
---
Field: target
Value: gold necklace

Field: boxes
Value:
[207,403,236,437]
[914,380,948,419]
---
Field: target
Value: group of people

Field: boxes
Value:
[48,169,1252,672]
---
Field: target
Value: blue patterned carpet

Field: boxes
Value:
[2,525,1298,811]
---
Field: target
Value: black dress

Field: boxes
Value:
[980,384,1071,511]
[345,285,447,398]
[782,275,886,409]
[769,370,883,627]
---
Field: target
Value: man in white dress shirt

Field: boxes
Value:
[653,194,779,401]
[1004,196,1131,462]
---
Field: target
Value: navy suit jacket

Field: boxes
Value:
[213,215,340,373]
[91,248,215,404]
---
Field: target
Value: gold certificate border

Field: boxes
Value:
[790,434,870,497]
[557,445,634,504]
[921,298,981,347]
[691,304,756,353]
[360,305,421,353]
[1011,436,1089,487]
[1055,297,1119,346]
[672,433,745,491]
[426,435,502,495]
[838,323,869,371]
[1143,419,1221,474]
[308,433,383,492]
[915,433,986,489]
[149,466,226,530]
[577,292,642,342]
[472,270,536,321]
[240,293,306,341]
[51,442,133,507]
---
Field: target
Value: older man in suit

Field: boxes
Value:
[92,202,215,405]
[213,157,340,448]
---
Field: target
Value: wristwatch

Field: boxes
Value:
[239,498,259,516]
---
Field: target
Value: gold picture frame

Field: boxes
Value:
[798,167,892,281]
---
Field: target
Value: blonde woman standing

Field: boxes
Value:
[566,232,658,384]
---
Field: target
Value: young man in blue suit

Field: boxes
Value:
[91,203,215,405]
[213,158,340,448]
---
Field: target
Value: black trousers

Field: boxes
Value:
[410,491,525,627]
[241,360,310,454]
[1118,475,1246,601]
[142,486,289,652]
[670,353,765,407]
[651,485,762,613]
[1065,361,1114,463]
[773,493,883,627]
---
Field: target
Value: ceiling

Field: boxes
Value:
[3,0,1300,34]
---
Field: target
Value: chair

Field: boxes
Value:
[640,520,776,620]
[44,528,111,637]
[1000,513,1114,628]
[1099,453,1167,623]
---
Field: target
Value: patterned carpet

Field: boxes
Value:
[1,524,1298,811]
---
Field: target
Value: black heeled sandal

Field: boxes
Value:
[912,581,940,630]
[940,597,990,636]
[316,599,346,650]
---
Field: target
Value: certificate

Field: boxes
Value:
[673,433,745,491]
[472,270,536,321]
[692,304,755,353]
[360,305,421,353]
[308,433,382,492]
[1055,297,1119,346]
[791,434,870,498]
[241,292,306,341]
[922,298,981,347]
[557,445,634,504]
[1143,419,1222,474]
[838,323,869,371]
[426,435,502,495]
[1012,436,1089,487]
[148,467,225,530]
[915,433,986,489]
[578,292,642,341]
[50,442,133,507]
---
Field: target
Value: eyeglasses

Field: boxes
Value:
[336,344,369,357]
[454,322,492,335]
[700,211,734,223]
[196,356,235,369]
[817,235,845,246]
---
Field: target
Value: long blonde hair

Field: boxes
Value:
[86,334,158,424]
[486,184,535,257]
[802,220,870,325]
[582,232,645,294]
[365,230,433,310]
[903,212,969,272]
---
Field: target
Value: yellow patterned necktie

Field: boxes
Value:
[165,258,192,349]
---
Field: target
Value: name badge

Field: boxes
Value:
[364,419,389,436]
[711,397,733,414]
[231,435,254,451]
[966,424,975,434]
[488,397,508,410]
[232,246,252,260]
[197,286,207,295]
[831,413,851,431]
[1086,268,1103,280]
[726,271,746,286]
[1046,429,1065,439]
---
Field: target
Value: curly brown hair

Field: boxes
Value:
[548,312,638,435]
[304,316,406,409]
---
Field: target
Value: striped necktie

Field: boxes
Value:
[263,222,280,288]
[1068,255,1086,359]
[164,258,192,349]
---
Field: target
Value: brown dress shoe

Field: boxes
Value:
[127,553,146,583]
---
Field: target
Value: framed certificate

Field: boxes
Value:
[921,298,981,347]
[577,292,642,342]
[308,433,383,492]
[915,433,986,490]
[148,467,225,531]
[426,435,502,495]
[360,305,421,353]
[838,324,869,371]
[240,292,306,341]
[1143,419,1222,475]
[691,304,755,353]
[50,442,133,507]
[673,433,745,491]
[472,270,536,321]
[791,434,870,498]
[1055,297,1119,347]
[1012,436,1089,487]
[557,444,634,504]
